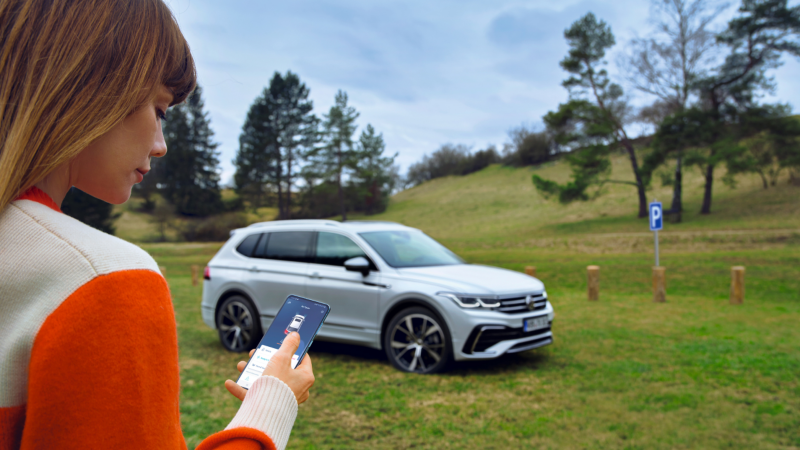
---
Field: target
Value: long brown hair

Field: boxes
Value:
[0,0,196,210]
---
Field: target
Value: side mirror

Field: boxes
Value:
[344,256,370,276]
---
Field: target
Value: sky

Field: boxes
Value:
[165,0,800,185]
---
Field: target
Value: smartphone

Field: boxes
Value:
[236,294,330,390]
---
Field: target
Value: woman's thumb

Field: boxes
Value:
[279,332,301,355]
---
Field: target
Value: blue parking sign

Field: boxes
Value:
[649,202,663,231]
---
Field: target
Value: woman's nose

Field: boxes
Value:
[152,120,167,158]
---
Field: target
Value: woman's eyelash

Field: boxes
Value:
[156,109,167,121]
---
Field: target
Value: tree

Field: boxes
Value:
[623,0,725,221]
[62,187,121,235]
[532,13,649,217]
[150,200,175,242]
[161,85,223,217]
[351,124,397,214]
[725,105,800,187]
[234,87,279,210]
[267,72,318,219]
[662,0,800,214]
[406,144,471,186]
[503,125,557,167]
[305,90,359,220]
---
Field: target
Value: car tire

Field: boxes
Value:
[384,306,451,374]
[216,295,262,353]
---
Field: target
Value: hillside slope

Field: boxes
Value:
[361,154,800,249]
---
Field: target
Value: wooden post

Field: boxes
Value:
[730,266,745,305]
[191,265,199,286]
[159,266,166,276]
[587,265,600,301]
[652,267,666,303]
[524,266,537,278]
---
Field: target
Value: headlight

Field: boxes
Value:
[437,292,500,309]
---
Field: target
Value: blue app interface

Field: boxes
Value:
[237,296,328,389]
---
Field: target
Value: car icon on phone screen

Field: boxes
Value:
[285,314,305,334]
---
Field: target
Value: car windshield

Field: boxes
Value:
[359,230,464,268]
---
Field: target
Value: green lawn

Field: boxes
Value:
[144,240,800,449]
[128,155,800,449]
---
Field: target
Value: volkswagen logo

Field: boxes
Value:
[525,295,535,311]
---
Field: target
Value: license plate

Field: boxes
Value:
[524,316,549,332]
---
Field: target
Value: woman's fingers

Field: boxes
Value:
[237,361,247,373]
[224,379,247,402]
[262,332,315,404]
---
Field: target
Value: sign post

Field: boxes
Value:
[649,201,663,266]
[649,201,666,302]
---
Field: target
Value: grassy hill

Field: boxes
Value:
[359,155,800,249]
[116,153,800,247]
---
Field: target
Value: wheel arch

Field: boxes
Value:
[379,297,450,351]
[214,288,258,325]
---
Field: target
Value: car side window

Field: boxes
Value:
[253,232,270,258]
[236,233,262,257]
[262,231,314,263]
[315,232,368,267]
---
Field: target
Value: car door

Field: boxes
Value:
[305,231,382,346]
[249,231,314,331]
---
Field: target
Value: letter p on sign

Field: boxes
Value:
[650,202,663,231]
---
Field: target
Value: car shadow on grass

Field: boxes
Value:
[309,340,386,362]
[448,351,552,376]
[309,340,552,375]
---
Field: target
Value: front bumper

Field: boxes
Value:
[447,301,554,361]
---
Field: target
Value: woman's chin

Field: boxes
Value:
[79,186,131,205]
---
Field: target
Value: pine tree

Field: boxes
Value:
[235,87,279,210]
[160,85,223,217]
[306,90,359,220]
[62,187,121,234]
[234,72,318,218]
[351,124,397,214]
[531,13,648,217]
[268,72,318,219]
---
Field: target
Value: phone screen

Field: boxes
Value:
[236,295,330,390]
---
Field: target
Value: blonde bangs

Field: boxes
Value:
[151,0,196,106]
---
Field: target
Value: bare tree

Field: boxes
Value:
[621,0,727,221]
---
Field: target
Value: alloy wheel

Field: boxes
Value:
[388,313,446,373]
[218,298,257,352]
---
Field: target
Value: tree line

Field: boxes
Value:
[234,76,398,221]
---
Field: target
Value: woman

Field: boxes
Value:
[0,1,314,449]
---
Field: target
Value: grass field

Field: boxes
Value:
[128,156,800,449]
[152,242,800,449]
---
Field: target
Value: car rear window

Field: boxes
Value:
[235,233,262,257]
[262,231,314,263]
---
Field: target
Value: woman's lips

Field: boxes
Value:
[135,169,146,183]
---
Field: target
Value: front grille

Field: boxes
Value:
[496,293,547,313]
[463,324,552,354]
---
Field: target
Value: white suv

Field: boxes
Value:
[201,220,554,373]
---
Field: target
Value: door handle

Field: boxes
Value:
[249,266,258,272]
[309,272,321,279]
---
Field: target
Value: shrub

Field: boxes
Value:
[179,212,248,242]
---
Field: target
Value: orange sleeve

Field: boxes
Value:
[21,270,279,450]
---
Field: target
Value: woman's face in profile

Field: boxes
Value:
[70,85,173,204]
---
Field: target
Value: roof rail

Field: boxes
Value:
[247,219,341,228]
[343,220,401,225]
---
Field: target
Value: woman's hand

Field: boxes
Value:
[224,332,315,405]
